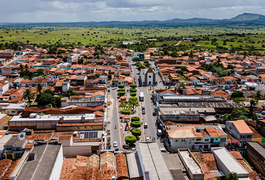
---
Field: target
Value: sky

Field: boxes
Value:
[1,0,265,22]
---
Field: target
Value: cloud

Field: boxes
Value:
[1,0,265,22]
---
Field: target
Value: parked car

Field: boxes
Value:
[153,112,156,116]
[146,137,150,142]
[113,141,118,147]
[115,148,120,151]
[142,109,145,114]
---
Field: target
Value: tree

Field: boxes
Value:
[37,84,43,95]
[37,92,52,106]
[43,89,54,95]
[37,69,44,75]
[227,64,234,69]
[66,89,78,97]
[19,64,24,72]
[130,92,136,96]
[250,99,257,119]
[119,100,128,109]
[217,56,221,65]
[25,64,29,71]
[125,136,137,145]
[231,91,244,98]
[129,96,139,112]
[108,74,112,80]
[130,84,137,88]
[23,89,35,105]
[118,84,125,88]
[132,129,142,137]
[225,172,238,180]
[254,91,262,101]
[121,109,131,115]
[62,56,67,62]
[131,117,140,121]
[131,121,141,128]
[180,66,187,71]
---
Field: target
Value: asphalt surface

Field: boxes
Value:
[110,88,121,149]
[128,56,164,141]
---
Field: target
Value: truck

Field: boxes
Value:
[139,92,144,101]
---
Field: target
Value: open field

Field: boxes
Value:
[1,26,265,47]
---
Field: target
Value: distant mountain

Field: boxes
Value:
[229,13,265,22]
[1,13,265,27]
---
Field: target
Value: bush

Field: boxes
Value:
[130,89,137,92]
[131,117,140,121]
[129,97,138,101]
[121,109,131,115]
[233,97,246,102]
[125,136,137,144]
[118,84,125,88]
[132,129,142,137]
[130,92,136,96]
[130,84,137,88]
[231,91,244,98]
[131,121,141,128]
[119,88,125,91]
[118,91,126,96]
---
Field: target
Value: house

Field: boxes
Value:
[0,83,9,95]
[15,143,63,180]
[98,75,107,84]
[107,57,116,65]
[0,50,13,58]
[255,119,265,138]
[225,120,253,143]
[2,103,27,115]
[140,67,158,86]
[62,81,70,92]
[167,126,210,152]
[76,75,87,86]
[211,147,249,178]
[3,134,27,159]
[246,142,265,176]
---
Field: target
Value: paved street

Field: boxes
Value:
[110,89,122,149]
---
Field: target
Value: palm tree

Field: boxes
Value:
[37,84,43,95]
[19,64,24,72]
[250,99,257,119]
[25,64,29,71]
[23,89,35,105]
[254,91,262,101]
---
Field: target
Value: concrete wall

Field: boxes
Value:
[170,138,194,151]
[49,145,63,180]
[62,145,93,157]
[246,143,265,176]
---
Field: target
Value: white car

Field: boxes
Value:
[146,137,150,142]
[113,141,118,147]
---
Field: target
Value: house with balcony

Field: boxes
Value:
[225,120,253,144]
[3,134,27,159]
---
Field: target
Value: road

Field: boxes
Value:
[110,89,121,149]
[128,56,162,141]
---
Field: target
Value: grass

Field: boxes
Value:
[1,26,265,52]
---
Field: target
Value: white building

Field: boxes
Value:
[0,83,9,95]
[141,67,158,86]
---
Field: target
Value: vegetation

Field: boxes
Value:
[231,91,244,98]
[121,109,131,115]
[225,172,238,180]
[131,121,142,128]
[125,136,137,145]
[202,63,229,77]
[66,89,79,97]
[118,90,126,96]
[131,117,140,121]
[130,89,137,92]
[130,92,136,96]
[118,84,125,88]
[218,106,261,123]
[233,97,245,102]
[23,89,35,105]
[132,129,142,137]
[130,84,137,88]
[36,89,62,108]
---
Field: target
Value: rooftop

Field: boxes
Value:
[167,126,202,138]
[16,143,62,180]
[227,120,253,134]
[179,149,203,174]
[211,147,249,176]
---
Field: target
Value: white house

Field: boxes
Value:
[0,83,9,95]
[141,67,158,86]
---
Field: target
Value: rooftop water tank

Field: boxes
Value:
[5,131,9,135]
[20,134,24,138]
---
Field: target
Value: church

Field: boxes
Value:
[140,67,159,86]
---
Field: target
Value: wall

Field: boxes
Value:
[56,125,103,131]
[170,137,194,151]
[62,145,93,157]
[49,145,63,180]
[246,143,265,176]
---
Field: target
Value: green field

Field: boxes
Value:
[1,26,265,55]
[0,26,264,45]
